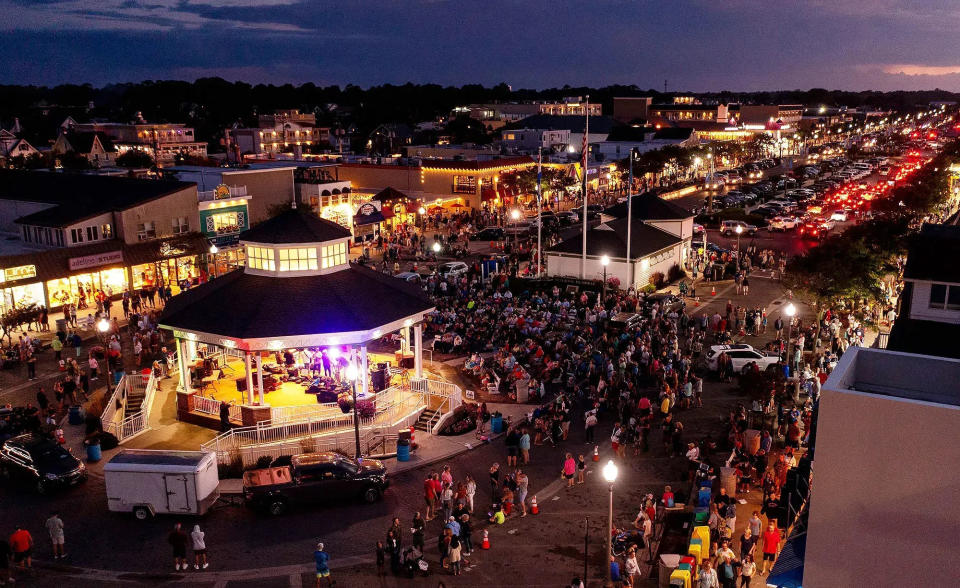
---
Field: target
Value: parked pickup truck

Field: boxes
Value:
[242,452,388,515]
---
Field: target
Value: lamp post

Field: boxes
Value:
[510,209,521,251]
[601,254,610,299]
[345,356,362,459]
[418,206,426,232]
[209,244,219,278]
[706,152,715,212]
[602,459,618,583]
[784,303,797,374]
[97,318,112,387]
[734,225,743,266]
[432,241,441,258]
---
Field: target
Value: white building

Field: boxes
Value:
[546,194,694,290]
[500,128,570,152]
[805,346,960,587]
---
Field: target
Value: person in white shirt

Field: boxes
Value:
[191,525,208,569]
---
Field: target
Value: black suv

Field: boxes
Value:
[470,227,505,241]
[0,434,87,494]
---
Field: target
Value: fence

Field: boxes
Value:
[101,371,159,443]
[190,394,244,423]
[200,379,457,466]
[265,386,403,426]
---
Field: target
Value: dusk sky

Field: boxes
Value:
[2,0,960,91]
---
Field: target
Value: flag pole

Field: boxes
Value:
[537,146,543,278]
[580,95,589,279]
[626,147,633,289]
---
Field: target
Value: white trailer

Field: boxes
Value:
[104,449,220,519]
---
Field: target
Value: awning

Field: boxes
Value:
[354,211,385,225]
[481,186,497,202]
[123,233,211,266]
[767,531,806,588]
[381,207,396,219]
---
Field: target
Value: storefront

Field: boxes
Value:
[127,235,210,293]
[353,201,385,244]
[0,264,44,314]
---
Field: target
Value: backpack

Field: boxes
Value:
[725,503,737,519]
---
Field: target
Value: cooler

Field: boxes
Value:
[687,540,701,562]
[697,487,711,507]
[693,525,711,556]
[680,555,697,576]
[669,568,691,588]
[698,477,713,490]
[694,506,709,523]
[658,554,682,588]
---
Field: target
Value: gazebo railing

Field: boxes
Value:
[101,371,158,443]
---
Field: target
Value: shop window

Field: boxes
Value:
[70,228,84,244]
[86,225,99,241]
[247,246,275,271]
[172,216,190,234]
[101,224,113,240]
[137,221,156,241]
[278,247,318,271]
[321,242,347,269]
[206,211,243,235]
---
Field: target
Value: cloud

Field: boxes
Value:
[0,0,311,32]
[881,64,960,77]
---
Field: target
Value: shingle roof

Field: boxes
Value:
[240,207,352,244]
[64,131,116,153]
[547,220,681,260]
[159,264,435,340]
[903,224,960,283]
[1,170,196,228]
[602,193,694,221]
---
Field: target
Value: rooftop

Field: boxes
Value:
[601,193,694,221]
[1,170,196,228]
[239,208,351,244]
[824,346,960,407]
[548,219,681,260]
[902,223,960,283]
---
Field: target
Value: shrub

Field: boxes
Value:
[640,283,657,293]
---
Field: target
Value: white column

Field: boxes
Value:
[402,325,411,353]
[244,351,254,405]
[256,352,265,406]
[176,338,191,393]
[360,344,369,398]
[414,324,423,379]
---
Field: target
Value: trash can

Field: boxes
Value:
[86,442,102,463]
[55,318,67,333]
[490,414,503,434]
[68,405,85,425]
[396,438,411,462]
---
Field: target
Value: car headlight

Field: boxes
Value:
[45,473,59,480]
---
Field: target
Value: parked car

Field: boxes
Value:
[243,452,389,515]
[0,433,87,494]
[830,209,849,222]
[556,211,579,225]
[437,261,469,278]
[693,223,705,235]
[706,344,780,373]
[721,220,757,236]
[395,272,423,284]
[470,227,505,241]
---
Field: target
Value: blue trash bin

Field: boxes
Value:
[490,415,503,434]
[86,443,102,462]
[68,405,85,425]
[396,442,410,462]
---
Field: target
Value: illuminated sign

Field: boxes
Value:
[1,264,37,282]
[69,251,123,271]
[214,184,231,200]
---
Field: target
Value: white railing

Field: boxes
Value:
[100,372,158,443]
[200,380,445,466]
[191,394,243,422]
[198,185,248,202]
[100,377,127,438]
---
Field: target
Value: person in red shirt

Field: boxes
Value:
[424,474,438,521]
[760,521,781,575]
[9,526,33,569]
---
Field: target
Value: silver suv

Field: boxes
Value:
[721,220,757,236]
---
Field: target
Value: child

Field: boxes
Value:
[577,454,586,485]
[375,540,385,576]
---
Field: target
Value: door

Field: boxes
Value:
[163,474,192,512]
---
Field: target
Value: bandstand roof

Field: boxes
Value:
[159,263,434,349]
[240,207,352,244]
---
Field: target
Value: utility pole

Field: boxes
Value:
[626,148,634,289]
[580,95,590,279]
[537,147,543,277]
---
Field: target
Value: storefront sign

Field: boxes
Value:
[69,251,123,271]
[356,202,379,216]
[214,184,231,200]
[2,264,37,282]
[159,242,188,258]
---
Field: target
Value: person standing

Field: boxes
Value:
[375,540,385,577]
[699,559,719,588]
[562,453,576,488]
[45,512,65,560]
[219,401,232,433]
[760,521,780,575]
[51,336,63,363]
[518,427,531,464]
[424,474,438,521]
[167,522,189,571]
[464,474,476,513]
[412,513,425,552]
[9,526,32,571]
[191,525,208,569]
[516,470,529,517]
[624,547,641,586]
[584,409,598,443]
[739,553,756,587]
[313,542,332,587]
[459,514,473,555]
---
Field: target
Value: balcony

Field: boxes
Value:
[198,184,249,202]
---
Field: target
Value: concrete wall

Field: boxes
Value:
[806,359,960,587]
[117,185,199,244]
[224,168,295,224]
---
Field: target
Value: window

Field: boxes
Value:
[453,175,477,194]
[321,242,347,269]
[247,246,275,271]
[86,225,98,241]
[278,247,318,271]
[205,211,244,235]
[56,230,64,247]
[137,222,156,241]
[71,228,84,244]
[929,284,960,310]
[101,224,113,240]
[172,216,190,234]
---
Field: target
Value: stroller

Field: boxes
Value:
[400,546,429,578]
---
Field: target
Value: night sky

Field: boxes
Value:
[2,0,959,91]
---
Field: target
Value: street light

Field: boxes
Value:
[418,206,426,231]
[734,225,743,265]
[510,209,521,250]
[784,303,797,374]
[97,318,112,386]
[209,244,219,278]
[602,459,618,582]
[432,241,441,256]
[345,356,362,459]
[600,255,610,299]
